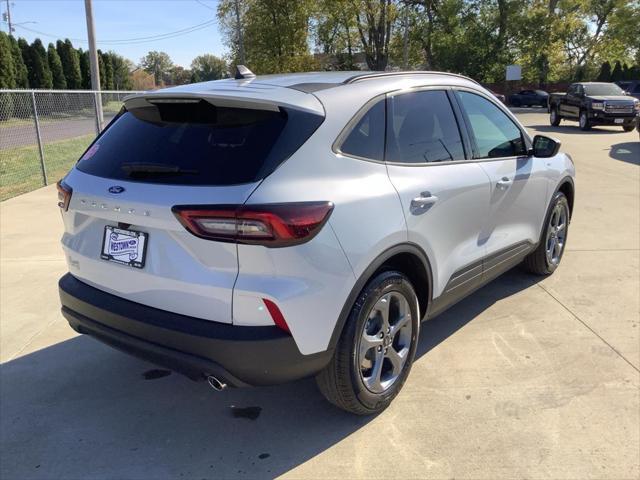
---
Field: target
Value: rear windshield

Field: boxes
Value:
[76,100,323,185]
[583,84,625,96]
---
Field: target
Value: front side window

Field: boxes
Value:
[456,91,527,159]
[339,99,385,161]
[385,90,465,164]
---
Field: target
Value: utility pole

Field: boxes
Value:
[234,0,245,65]
[4,0,12,34]
[84,0,103,131]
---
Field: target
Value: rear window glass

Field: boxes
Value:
[76,100,323,185]
[339,99,385,160]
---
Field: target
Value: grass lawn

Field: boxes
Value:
[0,134,94,201]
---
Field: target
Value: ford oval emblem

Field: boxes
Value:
[108,186,125,194]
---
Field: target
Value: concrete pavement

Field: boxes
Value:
[1,111,638,479]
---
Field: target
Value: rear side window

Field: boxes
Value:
[386,90,465,163]
[339,99,385,161]
[76,100,323,185]
[456,91,526,159]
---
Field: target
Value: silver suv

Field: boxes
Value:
[57,70,575,415]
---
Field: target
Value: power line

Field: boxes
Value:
[194,0,217,11]
[12,18,216,45]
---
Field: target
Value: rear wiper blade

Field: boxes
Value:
[121,163,198,176]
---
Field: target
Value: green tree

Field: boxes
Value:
[110,52,133,90]
[78,48,91,89]
[28,39,53,89]
[140,51,173,85]
[9,36,29,88]
[100,51,114,89]
[190,54,228,82]
[610,60,623,81]
[47,43,67,89]
[596,61,612,81]
[57,39,82,89]
[218,0,317,74]
[170,66,192,85]
[0,32,16,88]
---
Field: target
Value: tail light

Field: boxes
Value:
[172,202,334,247]
[56,180,72,211]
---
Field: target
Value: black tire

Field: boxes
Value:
[511,99,520,107]
[579,110,591,131]
[522,192,570,275]
[550,107,561,126]
[623,125,635,132]
[316,271,420,415]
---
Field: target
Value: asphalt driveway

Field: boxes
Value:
[0,111,638,479]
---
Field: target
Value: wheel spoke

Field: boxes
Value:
[365,349,384,392]
[386,347,407,377]
[359,334,383,359]
[375,295,391,332]
[390,313,410,338]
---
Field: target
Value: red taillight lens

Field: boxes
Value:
[56,180,72,211]
[172,202,334,247]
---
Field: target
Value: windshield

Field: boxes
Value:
[584,84,625,96]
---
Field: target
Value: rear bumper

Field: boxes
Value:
[59,273,332,387]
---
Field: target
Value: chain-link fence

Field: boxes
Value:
[0,90,143,201]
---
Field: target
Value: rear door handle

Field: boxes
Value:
[410,192,438,214]
[496,177,512,189]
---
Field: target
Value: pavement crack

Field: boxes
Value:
[535,283,639,373]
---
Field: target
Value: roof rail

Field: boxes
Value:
[343,71,480,86]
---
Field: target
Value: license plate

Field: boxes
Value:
[101,226,148,269]
[614,118,624,124]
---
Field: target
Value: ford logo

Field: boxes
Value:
[108,186,125,194]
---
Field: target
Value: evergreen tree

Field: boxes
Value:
[47,43,67,89]
[97,49,106,88]
[596,61,612,82]
[18,38,32,81]
[0,32,16,88]
[57,39,82,89]
[101,51,114,89]
[28,39,53,89]
[78,48,91,89]
[9,36,29,88]
[610,61,624,82]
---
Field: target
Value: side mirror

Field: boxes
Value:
[532,135,561,158]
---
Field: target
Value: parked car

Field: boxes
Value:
[548,82,640,131]
[508,89,549,107]
[58,69,576,415]
[615,80,640,101]
[481,85,506,104]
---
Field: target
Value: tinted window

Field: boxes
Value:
[583,83,625,96]
[76,101,323,185]
[386,90,465,163]
[457,91,526,159]
[633,84,640,94]
[340,99,385,160]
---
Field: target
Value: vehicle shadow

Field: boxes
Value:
[529,124,628,135]
[609,141,640,166]
[0,269,540,479]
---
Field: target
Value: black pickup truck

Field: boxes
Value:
[548,82,639,131]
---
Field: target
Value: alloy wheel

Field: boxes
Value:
[546,202,568,266]
[358,291,413,394]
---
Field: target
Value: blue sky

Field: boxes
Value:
[2,0,226,67]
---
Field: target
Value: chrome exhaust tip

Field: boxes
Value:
[207,375,227,391]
